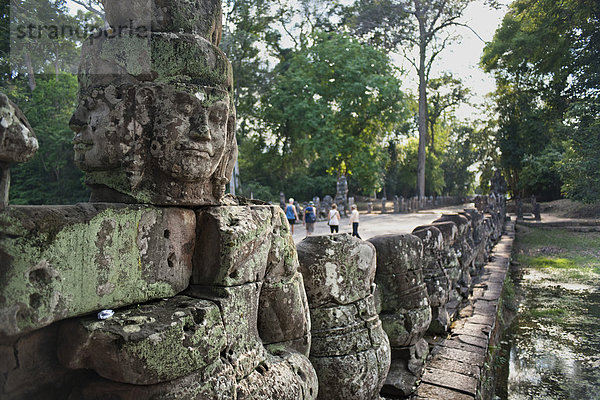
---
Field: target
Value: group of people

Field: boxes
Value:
[285,198,361,239]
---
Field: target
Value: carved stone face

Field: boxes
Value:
[70,86,152,173]
[0,93,38,164]
[151,88,230,182]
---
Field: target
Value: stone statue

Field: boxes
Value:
[71,3,237,206]
[491,169,507,195]
[0,93,38,209]
[335,174,348,215]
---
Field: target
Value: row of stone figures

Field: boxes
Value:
[373,196,465,214]
[0,194,505,400]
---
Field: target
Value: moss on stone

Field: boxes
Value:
[0,206,189,336]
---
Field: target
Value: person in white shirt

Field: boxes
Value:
[328,204,341,233]
[349,204,361,239]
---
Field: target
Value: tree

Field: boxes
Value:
[440,125,475,195]
[482,0,600,201]
[259,31,408,196]
[427,73,469,151]
[385,137,445,198]
[346,0,476,199]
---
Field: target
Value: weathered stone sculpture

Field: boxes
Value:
[490,169,507,195]
[462,208,487,268]
[335,175,348,215]
[367,234,431,398]
[0,93,38,209]
[297,235,391,400]
[411,226,451,334]
[434,213,474,298]
[71,1,236,205]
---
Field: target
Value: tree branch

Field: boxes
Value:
[425,34,452,78]
[71,0,104,17]
[453,22,488,44]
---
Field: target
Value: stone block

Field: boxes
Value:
[2,324,71,399]
[67,360,237,400]
[0,204,195,337]
[194,205,274,286]
[185,283,267,378]
[421,367,478,396]
[236,352,318,400]
[57,295,225,385]
[428,356,480,378]
[258,272,311,355]
[310,344,390,400]
[416,383,475,400]
[0,344,15,374]
[296,235,376,307]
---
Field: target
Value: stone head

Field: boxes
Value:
[70,84,152,173]
[150,85,233,183]
[0,93,38,164]
[71,18,237,205]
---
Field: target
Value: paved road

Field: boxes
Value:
[291,204,472,244]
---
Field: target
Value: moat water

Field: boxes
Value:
[495,274,600,400]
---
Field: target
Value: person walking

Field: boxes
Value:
[285,198,299,234]
[349,204,361,239]
[328,204,341,234]
[304,201,317,236]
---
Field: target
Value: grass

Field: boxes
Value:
[514,226,600,284]
[528,307,566,321]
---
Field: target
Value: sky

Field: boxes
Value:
[393,1,512,121]
[66,0,511,121]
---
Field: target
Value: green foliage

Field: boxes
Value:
[254,31,408,196]
[6,74,89,205]
[519,146,563,200]
[427,73,470,150]
[441,126,476,196]
[386,137,444,197]
[483,0,600,202]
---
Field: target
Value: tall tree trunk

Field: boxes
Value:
[0,163,10,210]
[54,45,60,80]
[416,16,427,200]
[24,53,36,91]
